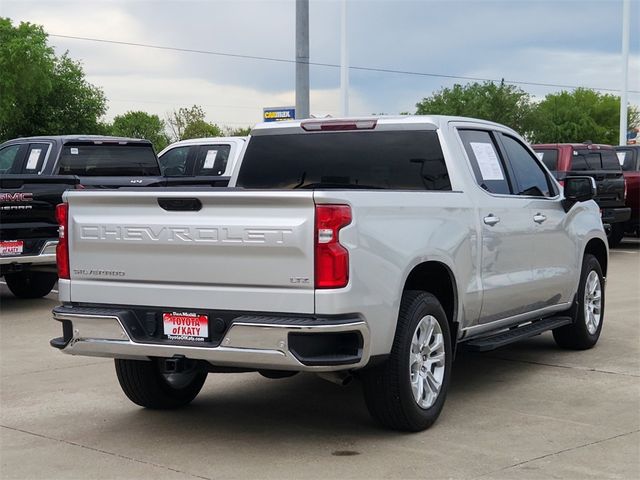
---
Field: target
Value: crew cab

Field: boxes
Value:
[50,117,608,431]
[0,135,162,298]
[157,137,246,180]
[532,143,630,247]
[615,145,640,237]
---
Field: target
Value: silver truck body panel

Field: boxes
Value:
[56,115,608,368]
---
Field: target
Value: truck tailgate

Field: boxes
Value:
[65,190,316,313]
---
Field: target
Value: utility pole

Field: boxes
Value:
[619,0,630,145]
[340,0,349,117]
[296,0,310,119]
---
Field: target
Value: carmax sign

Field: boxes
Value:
[263,106,295,122]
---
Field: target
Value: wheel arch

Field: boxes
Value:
[402,261,459,331]
[584,237,608,277]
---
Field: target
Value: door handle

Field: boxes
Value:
[483,214,500,226]
[533,213,547,224]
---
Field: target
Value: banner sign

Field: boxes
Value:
[263,106,296,122]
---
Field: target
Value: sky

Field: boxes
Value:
[2,0,639,129]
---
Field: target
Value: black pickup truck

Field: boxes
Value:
[0,135,166,298]
[532,143,631,247]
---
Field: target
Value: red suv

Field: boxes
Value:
[533,143,630,247]
[615,145,640,238]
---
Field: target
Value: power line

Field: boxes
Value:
[50,33,640,95]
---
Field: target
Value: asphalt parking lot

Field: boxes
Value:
[1,240,638,480]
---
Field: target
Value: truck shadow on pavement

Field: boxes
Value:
[99,338,560,441]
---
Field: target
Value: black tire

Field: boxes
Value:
[607,223,625,248]
[4,271,57,298]
[553,254,605,350]
[114,358,207,409]
[361,291,452,432]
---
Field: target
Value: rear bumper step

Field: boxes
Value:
[462,316,573,352]
[51,305,370,372]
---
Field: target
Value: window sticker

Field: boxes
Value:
[536,152,545,161]
[469,142,504,180]
[616,151,626,165]
[70,147,79,155]
[26,149,42,170]
[203,149,218,169]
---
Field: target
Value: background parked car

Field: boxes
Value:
[533,143,630,247]
[615,145,640,237]
[157,137,247,178]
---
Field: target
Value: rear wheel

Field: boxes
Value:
[114,358,207,409]
[4,271,57,298]
[361,291,452,431]
[553,254,604,350]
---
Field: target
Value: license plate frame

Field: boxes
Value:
[0,240,24,256]
[162,312,209,342]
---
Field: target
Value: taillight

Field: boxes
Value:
[56,203,70,279]
[315,204,352,289]
[623,177,628,201]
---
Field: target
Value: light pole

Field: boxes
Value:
[296,0,310,119]
[340,0,349,117]
[619,0,631,146]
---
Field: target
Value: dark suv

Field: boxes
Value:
[533,143,630,247]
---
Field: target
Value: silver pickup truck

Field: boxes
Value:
[51,116,608,431]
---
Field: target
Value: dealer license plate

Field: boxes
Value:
[0,240,23,256]
[163,312,209,342]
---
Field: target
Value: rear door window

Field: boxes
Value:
[237,130,451,190]
[22,143,49,174]
[58,143,161,176]
[500,135,552,197]
[459,129,511,195]
[194,145,231,176]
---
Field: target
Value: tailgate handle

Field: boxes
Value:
[158,198,202,211]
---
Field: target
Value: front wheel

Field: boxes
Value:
[115,358,207,409]
[4,271,57,298]
[361,291,452,431]
[553,254,605,350]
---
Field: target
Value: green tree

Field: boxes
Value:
[111,111,170,151]
[0,18,107,141]
[529,88,639,144]
[227,126,252,136]
[182,119,223,140]
[415,80,534,134]
[166,105,222,141]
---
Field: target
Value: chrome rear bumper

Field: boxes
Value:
[52,307,370,372]
[0,241,57,265]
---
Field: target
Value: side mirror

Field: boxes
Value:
[562,176,597,212]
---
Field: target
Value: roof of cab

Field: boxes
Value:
[250,115,512,134]
[2,135,152,145]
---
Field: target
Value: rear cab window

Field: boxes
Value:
[571,148,622,172]
[236,130,451,191]
[58,143,161,176]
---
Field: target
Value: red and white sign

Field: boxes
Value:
[0,240,23,256]
[163,312,209,342]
